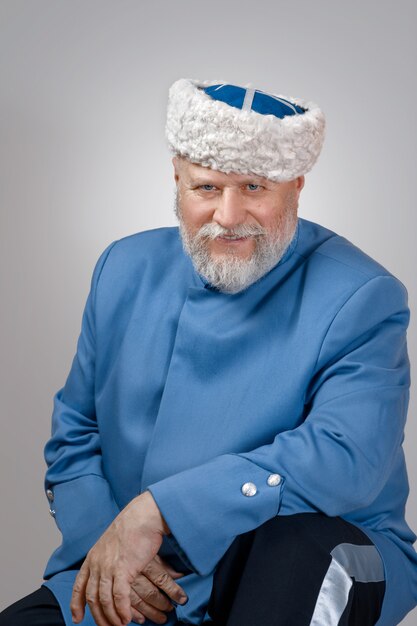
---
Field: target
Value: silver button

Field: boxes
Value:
[267,473,282,487]
[241,482,257,497]
[46,489,54,502]
[49,509,56,518]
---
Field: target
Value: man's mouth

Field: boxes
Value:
[217,235,250,241]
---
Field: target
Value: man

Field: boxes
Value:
[1,78,417,626]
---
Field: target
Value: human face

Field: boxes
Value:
[173,156,304,292]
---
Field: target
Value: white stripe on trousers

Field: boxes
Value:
[309,557,353,626]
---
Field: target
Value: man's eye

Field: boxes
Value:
[247,184,261,191]
[200,184,216,191]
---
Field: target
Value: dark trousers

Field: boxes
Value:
[208,513,385,625]
[0,514,385,626]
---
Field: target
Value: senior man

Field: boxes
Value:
[1,79,417,626]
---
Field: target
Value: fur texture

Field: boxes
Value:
[166,78,326,182]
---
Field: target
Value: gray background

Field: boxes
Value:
[1,0,416,623]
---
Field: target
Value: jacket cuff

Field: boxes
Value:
[43,474,120,579]
[147,453,284,576]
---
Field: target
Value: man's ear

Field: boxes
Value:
[296,175,305,193]
[291,175,305,208]
[172,156,180,183]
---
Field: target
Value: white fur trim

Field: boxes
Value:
[166,78,325,182]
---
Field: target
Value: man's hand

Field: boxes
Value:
[129,555,187,625]
[70,490,188,626]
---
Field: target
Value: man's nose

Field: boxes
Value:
[212,188,248,229]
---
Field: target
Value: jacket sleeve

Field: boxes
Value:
[147,275,411,576]
[43,241,121,579]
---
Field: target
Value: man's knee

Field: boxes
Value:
[209,514,385,626]
[0,587,65,626]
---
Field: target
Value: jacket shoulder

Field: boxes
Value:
[111,226,181,258]
[298,218,406,289]
[87,227,186,308]
[96,227,182,276]
[295,219,409,321]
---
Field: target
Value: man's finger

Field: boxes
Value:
[70,565,90,624]
[131,574,173,612]
[99,576,126,626]
[131,589,172,625]
[113,573,134,625]
[131,606,146,625]
[153,555,185,579]
[85,573,115,626]
[142,560,188,605]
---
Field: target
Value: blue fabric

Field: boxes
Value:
[203,83,306,116]
[42,218,417,626]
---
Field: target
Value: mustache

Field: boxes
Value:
[196,222,267,240]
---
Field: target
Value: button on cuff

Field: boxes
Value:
[267,473,282,487]
[241,482,258,497]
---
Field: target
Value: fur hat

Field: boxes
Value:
[165,78,325,182]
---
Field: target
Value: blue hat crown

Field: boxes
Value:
[202,83,306,118]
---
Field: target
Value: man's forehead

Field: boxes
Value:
[178,158,269,185]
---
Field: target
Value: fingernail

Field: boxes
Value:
[179,595,188,604]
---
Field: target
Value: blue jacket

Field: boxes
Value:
[42,217,417,625]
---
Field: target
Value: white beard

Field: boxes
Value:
[174,191,298,294]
